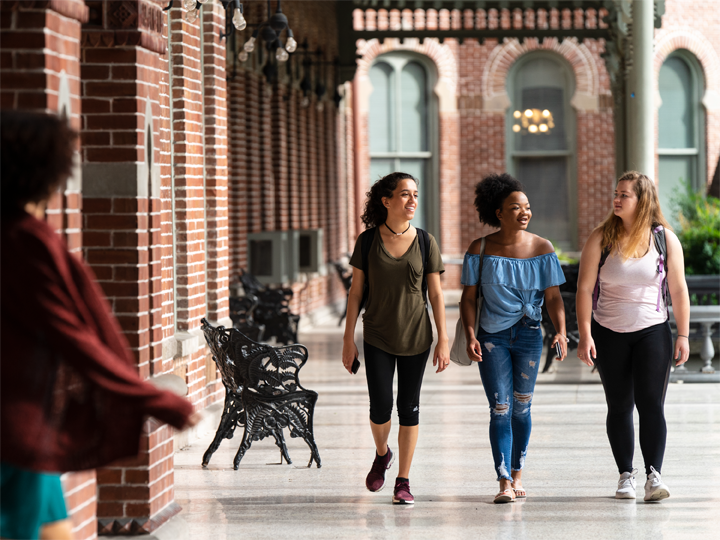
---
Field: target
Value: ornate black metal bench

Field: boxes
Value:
[229,294,265,342]
[200,318,321,469]
[541,264,580,373]
[331,260,353,326]
[238,269,300,344]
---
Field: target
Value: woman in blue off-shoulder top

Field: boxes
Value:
[460,173,568,504]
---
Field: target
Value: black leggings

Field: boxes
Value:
[363,341,430,427]
[592,319,673,476]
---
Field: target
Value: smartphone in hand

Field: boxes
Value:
[351,356,360,374]
[554,341,562,359]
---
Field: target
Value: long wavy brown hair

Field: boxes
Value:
[597,171,671,260]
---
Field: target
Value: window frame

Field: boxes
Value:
[505,51,578,250]
[367,52,440,243]
[657,50,707,193]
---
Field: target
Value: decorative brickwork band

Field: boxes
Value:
[482,37,600,111]
[83,0,167,54]
[356,37,458,108]
[2,0,89,22]
[97,501,181,535]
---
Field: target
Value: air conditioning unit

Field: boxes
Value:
[297,228,324,275]
[247,231,292,285]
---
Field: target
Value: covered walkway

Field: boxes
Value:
[162,309,719,540]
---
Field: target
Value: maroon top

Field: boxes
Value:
[1,211,193,472]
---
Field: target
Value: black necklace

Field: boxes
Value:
[384,222,410,236]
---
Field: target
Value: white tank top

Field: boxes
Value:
[593,239,668,333]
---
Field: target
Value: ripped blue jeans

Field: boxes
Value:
[477,317,543,481]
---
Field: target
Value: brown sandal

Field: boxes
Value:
[494,488,515,504]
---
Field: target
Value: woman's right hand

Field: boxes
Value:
[577,335,596,367]
[342,338,359,374]
[466,337,482,362]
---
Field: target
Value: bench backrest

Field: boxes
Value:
[201,318,309,398]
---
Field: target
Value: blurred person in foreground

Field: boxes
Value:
[0,110,200,540]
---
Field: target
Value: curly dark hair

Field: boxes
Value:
[361,171,418,228]
[1,110,77,211]
[474,173,525,227]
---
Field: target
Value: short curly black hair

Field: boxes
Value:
[474,173,525,227]
[1,110,77,211]
[361,171,418,228]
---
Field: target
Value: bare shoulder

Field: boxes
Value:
[583,228,604,252]
[467,235,491,255]
[662,228,683,252]
[530,234,555,257]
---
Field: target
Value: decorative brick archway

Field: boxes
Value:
[482,37,600,112]
[654,28,720,105]
[356,37,458,112]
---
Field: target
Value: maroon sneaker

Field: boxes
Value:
[392,477,414,505]
[365,447,395,492]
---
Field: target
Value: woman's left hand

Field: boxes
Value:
[550,334,567,361]
[433,339,450,373]
[674,335,690,366]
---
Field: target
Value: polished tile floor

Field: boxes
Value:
[173,309,720,540]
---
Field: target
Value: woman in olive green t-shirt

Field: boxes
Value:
[342,172,450,505]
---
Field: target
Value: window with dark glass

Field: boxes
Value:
[508,55,576,249]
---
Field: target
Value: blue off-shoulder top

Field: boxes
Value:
[461,252,566,333]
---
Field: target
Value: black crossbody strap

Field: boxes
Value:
[417,228,430,306]
[359,227,376,311]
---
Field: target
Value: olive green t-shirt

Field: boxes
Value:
[350,228,444,356]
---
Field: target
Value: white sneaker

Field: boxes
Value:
[616,468,638,499]
[644,466,670,501]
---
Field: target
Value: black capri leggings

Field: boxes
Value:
[592,319,673,476]
[363,341,430,427]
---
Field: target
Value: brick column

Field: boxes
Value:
[228,75,248,277]
[1,3,95,539]
[272,85,290,230]
[0,0,87,255]
[202,2,229,330]
[80,0,196,534]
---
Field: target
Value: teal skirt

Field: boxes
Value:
[0,462,68,540]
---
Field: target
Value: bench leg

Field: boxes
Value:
[303,434,322,468]
[272,431,292,465]
[233,422,256,470]
[202,391,243,467]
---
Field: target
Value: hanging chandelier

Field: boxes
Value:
[240,0,297,63]
[164,0,247,34]
[512,108,555,134]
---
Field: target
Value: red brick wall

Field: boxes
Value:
[0,0,87,255]
[1,2,94,538]
[226,1,346,315]
[78,0,225,533]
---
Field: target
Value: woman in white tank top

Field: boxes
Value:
[576,171,690,502]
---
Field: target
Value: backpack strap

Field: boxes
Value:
[592,244,612,311]
[359,227,376,311]
[652,225,671,314]
[417,228,431,307]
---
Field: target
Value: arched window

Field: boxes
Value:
[368,54,436,232]
[507,54,576,249]
[658,51,706,217]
